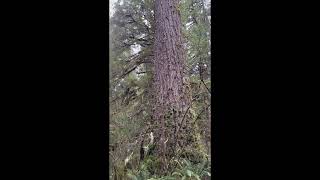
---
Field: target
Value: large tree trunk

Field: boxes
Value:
[153,0,189,166]
[151,0,203,171]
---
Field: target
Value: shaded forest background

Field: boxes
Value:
[109,0,214,179]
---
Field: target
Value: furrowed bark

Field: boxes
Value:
[151,0,203,171]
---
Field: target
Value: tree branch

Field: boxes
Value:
[201,79,211,95]
[120,65,139,79]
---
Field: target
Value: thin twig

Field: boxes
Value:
[201,79,211,95]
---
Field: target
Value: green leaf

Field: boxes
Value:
[164,177,176,180]
[189,108,196,118]
[186,170,193,177]
[127,173,138,180]
[172,172,182,177]
[193,174,201,180]
[207,172,211,176]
